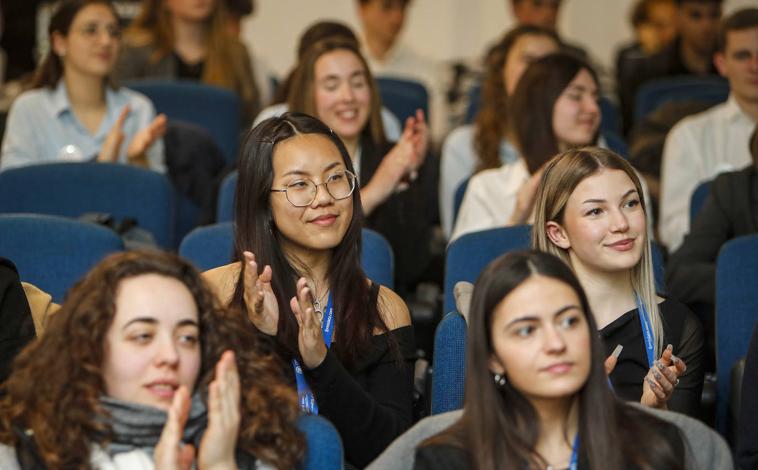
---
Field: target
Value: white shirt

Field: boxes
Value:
[363,39,449,144]
[659,95,756,252]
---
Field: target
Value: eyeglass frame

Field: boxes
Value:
[270,170,358,207]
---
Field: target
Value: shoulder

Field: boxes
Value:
[202,262,241,305]
[8,88,51,115]
[443,125,475,151]
[660,297,697,322]
[667,103,726,142]
[377,285,411,331]
[22,281,59,336]
[0,444,21,470]
[711,166,753,196]
[469,160,525,191]
[414,443,470,470]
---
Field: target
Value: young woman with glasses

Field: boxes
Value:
[204,112,416,468]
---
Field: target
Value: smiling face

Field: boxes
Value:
[102,274,201,410]
[547,169,646,276]
[270,133,354,257]
[488,274,591,402]
[503,33,560,96]
[551,68,600,150]
[313,49,372,145]
[52,3,120,80]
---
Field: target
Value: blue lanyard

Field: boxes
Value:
[634,293,655,368]
[569,434,579,470]
[292,293,334,414]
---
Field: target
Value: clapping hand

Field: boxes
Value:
[641,344,687,409]
[290,278,327,370]
[242,251,279,335]
[198,351,241,470]
[154,386,196,470]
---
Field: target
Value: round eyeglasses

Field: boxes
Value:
[271,170,357,207]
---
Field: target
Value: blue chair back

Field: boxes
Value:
[715,234,758,436]
[376,77,429,124]
[0,162,174,248]
[431,311,467,414]
[634,76,729,121]
[297,414,344,470]
[601,130,629,159]
[125,80,241,165]
[179,223,235,271]
[0,214,124,302]
[690,180,712,226]
[452,177,470,228]
[444,225,532,314]
[361,228,394,289]
[217,171,238,223]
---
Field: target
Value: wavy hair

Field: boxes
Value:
[422,251,683,470]
[0,250,303,469]
[473,25,559,173]
[531,146,664,358]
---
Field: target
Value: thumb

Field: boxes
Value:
[178,444,195,470]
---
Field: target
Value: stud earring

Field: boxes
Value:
[493,373,506,387]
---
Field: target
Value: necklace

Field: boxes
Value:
[310,282,329,322]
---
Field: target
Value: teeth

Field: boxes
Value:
[151,384,175,391]
[337,110,357,119]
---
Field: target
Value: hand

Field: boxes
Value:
[640,344,687,409]
[98,106,129,163]
[154,386,196,470]
[604,344,623,375]
[290,278,327,370]
[126,113,167,165]
[198,351,240,470]
[508,167,544,225]
[404,109,428,172]
[242,251,279,335]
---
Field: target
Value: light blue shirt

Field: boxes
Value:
[0,81,165,173]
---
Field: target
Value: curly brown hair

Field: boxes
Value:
[0,250,304,469]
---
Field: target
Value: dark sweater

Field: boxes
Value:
[601,298,704,417]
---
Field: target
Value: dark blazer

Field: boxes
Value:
[666,165,758,306]
[0,258,36,385]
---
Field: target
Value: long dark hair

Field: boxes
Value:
[32,0,119,89]
[0,250,304,470]
[230,112,388,368]
[474,25,559,172]
[423,251,683,470]
[508,53,599,174]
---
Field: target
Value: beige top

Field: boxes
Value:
[21,282,59,336]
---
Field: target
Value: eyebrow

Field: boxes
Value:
[505,305,580,328]
[581,188,637,205]
[320,70,366,82]
[122,317,199,329]
[282,161,343,178]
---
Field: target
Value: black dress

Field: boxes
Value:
[601,298,704,417]
[304,283,416,468]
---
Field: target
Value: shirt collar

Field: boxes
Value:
[50,80,71,117]
[724,94,757,124]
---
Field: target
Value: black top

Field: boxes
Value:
[601,298,704,417]
[0,258,36,385]
[667,166,758,307]
[359,131,436,291]
[173,52,204,80]
[738,323,758,470]
[304,283,416,468]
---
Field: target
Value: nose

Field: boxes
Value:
[584,95,600,117]
[609,207,630,232]
[154,336,180,368]
[338,82,356,103]
[543,324,567,353]
[309,181,334,207]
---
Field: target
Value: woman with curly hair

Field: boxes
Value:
[0,250,303,469]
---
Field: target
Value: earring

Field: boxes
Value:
[493,373,506,387]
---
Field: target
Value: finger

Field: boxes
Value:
[651,363,674,394]
[645,377,666,400]
[415,108,426,124]
[208,380,221,429]
[290,296,304,329]
[659,344,674,366]
[115,105,130,130]
[672,355,687,375]
[604,355,617,375]
[152,113,168,137]
[259,264,273,284]
[178,444,195,470]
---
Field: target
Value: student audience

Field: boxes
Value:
[0,250,304,469]
[532,147,704,417]
[203,113,416,468]
[0,0,166,173]
[114,0,260,123]
[415,251,687,470]
[286,38,434,292]
[451,52,600,241]
[439,25,560,237]
[659,7,758,252]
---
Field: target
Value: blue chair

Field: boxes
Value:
[297,414,344,470]
[444,225,532,315]
[376,77,429,124]
[179,223,235,271]
[634,76,729,122]
[217,171,238,223]
[715,234,758,437]
[0,162,174,248]
[431,311,467,414]
[690,180,712,226]
[361,228,394,289]
[125,80,241,165]
[601,130,629,159]
[451,177,470,228]
[0,214,124,302]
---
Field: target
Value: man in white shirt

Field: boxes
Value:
[356,0,448,144]
[659,8,758,253]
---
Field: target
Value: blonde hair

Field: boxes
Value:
[531,146,664,357]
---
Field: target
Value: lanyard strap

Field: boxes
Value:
[568,434,580,470]
[292,293,334,414]
[635,292,655,368]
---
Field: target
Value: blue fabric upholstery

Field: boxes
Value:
[125,80,241,165]
[179,222,235,271]
[690,180,712,226]
[634,76,729,122]
[0,162,174,248]
[0,214,124,302]
[431,311,467,415]
[376,77,429,124]
[715,234,758,436]
[297,414,344,470]
[217,171,238,223]
[362,228,394,289]
[452,178,470,228]
[444,225,532,315]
